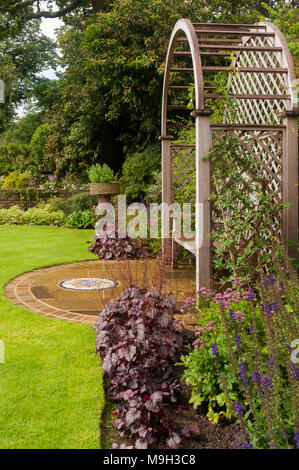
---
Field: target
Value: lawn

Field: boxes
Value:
[0,225,104,449]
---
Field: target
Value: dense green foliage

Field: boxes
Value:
[29,123,54,173]
[54,191,97,214]
[0,1,297,180]
[65,209,95,228]
[0,112,43,145]
[41,0,266,175]
[121,144,161,202]
[0,18,56,130]
[0,143,30,175]
[0,170,31,189]
[0,204,65,226]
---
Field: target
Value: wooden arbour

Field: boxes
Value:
[161,19,298,291]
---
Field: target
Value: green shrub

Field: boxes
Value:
[24,205,65,226]
[0,205,26,225]
[0,143,31,176]
[145,170,162,203]
[65,192,97,215]
[88,163,115,183]
[30,123,54,173]
[47,193,97,217]
[47,197,69,214]
[120,143,161,202]
[65,210,95,229]
[179,292,252,424]
[0,170,31,189]
[0,204,65,226]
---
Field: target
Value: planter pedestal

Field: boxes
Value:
[90,183,120,232]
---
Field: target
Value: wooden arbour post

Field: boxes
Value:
[282,111,298,262]
[160,134,173,263]
[161,19,298,290]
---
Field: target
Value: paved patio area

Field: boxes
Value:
[4,260,195,325]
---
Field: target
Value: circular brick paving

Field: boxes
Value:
[4,260,195,325]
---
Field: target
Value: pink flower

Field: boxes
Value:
[233,311,245,321]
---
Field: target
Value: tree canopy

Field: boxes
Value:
[0,0,298,177]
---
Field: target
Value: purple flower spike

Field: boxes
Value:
[234,401,244,417]
[234,332,242,354]
[262,375,272,389]
[263,302,271,314]
[211,344,218,357]
[267,274,276,285]
[241,441,253,449]
[247,288,255,301]
[252,371,261,384]
[239,361,249,388]
[271,301,280,313]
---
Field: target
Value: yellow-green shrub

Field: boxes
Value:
[0,204,65,226]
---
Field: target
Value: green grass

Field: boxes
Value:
[0,225,104,449]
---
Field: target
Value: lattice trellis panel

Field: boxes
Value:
[227,35,289,125]
[211,128,284,265]
[171,145,196,203]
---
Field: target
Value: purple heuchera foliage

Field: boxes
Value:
[88,227,149,260]
[94,286,184,449]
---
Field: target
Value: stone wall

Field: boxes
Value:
[0,189,87,209]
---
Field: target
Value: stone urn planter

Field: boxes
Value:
[90,182,120,203]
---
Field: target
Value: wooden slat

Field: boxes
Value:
[173,51,231,56]
[192,23,267,29]
[168,86,217,90]
[171,144,196,148]
[167,105,190,110]
[170,67,288,74]
[197,44,282,52]
[170,68,194,72]
[167,125,194,129]
[178,37,241,43]
[194,29,275,37]
[210,124,286,129]
[204,93,290,100]
[203,66,287,74]
[168,87,290,99]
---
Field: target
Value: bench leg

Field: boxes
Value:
[172,238,178,269]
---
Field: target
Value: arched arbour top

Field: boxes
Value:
[161,19,298,290]
[161,18,204,136]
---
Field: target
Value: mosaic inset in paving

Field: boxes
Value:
[58,277,118,291]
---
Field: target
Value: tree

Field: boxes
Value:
[44,0,264,175]
[0,13,57,131]
[0,112,43,145]
[0,1,106,21]
[262,1,299,72]
[0,0,280,21]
